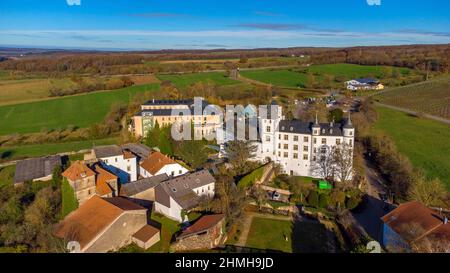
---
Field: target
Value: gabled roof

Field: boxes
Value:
[155,170,216,210]
[62,161,95,181]
[93,145,123,158]
[54,196,145,250]
[140,151,179,175]
[177,214,225,240]
[381,201,449,243]
[93,164,117,196]
[351,78,380,84]
[121,143,151,160]
[119,173,169,196]
[14,155,62,184]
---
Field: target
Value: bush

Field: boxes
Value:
[346,196,361,210]
[307,191,319,208]
[319,193,330,208]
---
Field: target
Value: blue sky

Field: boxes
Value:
[0,0,449,50]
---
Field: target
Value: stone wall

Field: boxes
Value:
[171,219,224,252]
[84,211,147,253]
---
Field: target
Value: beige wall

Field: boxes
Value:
[84,210,147,253]
[132,232,160,250]
[68,176,96,205]
[133,114,221,138]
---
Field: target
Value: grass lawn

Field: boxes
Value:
[60,178,78,219]
[0,83,159,135]
[245,217,293,253]
[238,165,266,189]
[0,137,118,161]
[374,106,450,189]
[241,69,307,88]
[157,72,239,89]
[240,64,411,88]
[150,213,181,252]
[0,165,15,187]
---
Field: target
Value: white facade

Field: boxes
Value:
[154,196,184,222]
[140,163,188,179]
[245,105,355,181]
[99,155,137,183]
[154,181,215,222]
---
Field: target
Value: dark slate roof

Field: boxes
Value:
[155,170,215,210]
[353,78,379,84]
[120,174,169,196]
[93,145,123,158]
[143,99,194,106]
[14,155,62,184]
[121,143,151,160]
[138,99,212,117]
[278,120,344,136]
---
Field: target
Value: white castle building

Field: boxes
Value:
[219,102,355,181]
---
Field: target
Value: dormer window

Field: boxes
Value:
[322,129,325,134]
[329,129,333,134]
[290,127,294,132]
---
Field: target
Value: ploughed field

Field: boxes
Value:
[374,106,450,189]
[374,75,450,119]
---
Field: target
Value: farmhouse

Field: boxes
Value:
[381,201,450,253]
[13,155,62,185]
[62,161,119,205]
[154,170,216,222]
[130,99,222,138]
[172,214,225,251]
[119,173,169,208]
[90,145,138,183]
[54,196,150,253]
[140,151,188,178]
[345,78,384,91]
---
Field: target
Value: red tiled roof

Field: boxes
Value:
[382,201,449,243]
[140,151,178,175]
[93,164,117,196]
[177,214,225,239]
[54,196,146,250]
[132,225,160,242]
[62,161,95,181]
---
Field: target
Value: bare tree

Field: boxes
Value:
[311,145,335,181]
[408,173,447,207]
[332,142,354,183]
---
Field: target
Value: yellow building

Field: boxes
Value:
[130,99,222,139]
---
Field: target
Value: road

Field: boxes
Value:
[352,158,391,242]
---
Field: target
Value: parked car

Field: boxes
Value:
[272,191,281,201]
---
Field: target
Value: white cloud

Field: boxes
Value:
[66,0,81,6]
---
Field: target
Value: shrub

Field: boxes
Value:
[319,193,330,208]
[346,196,361,210]
[307,191,319,208]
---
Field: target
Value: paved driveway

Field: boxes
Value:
[352,159,392,242]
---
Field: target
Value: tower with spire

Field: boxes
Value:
[343,113,355,145]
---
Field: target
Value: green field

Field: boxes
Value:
[375,75,450,119]
[374,106,450,189]
[0,165,15,187]
[240,64,411,88]
[157,72,239,89]
[0,83,159,135]
[0,137,118,161]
